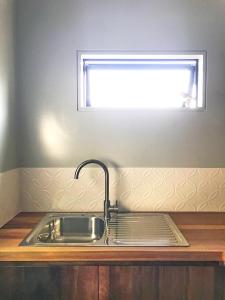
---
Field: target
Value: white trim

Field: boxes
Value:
[77,50,206,111]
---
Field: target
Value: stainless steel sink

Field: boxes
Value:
[20,213,105,246]
[20,213,189,247]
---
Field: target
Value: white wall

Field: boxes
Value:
[0,0,20,227]
[15,0,225,168]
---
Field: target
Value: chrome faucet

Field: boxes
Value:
[74,159,118,225]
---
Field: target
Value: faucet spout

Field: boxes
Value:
[75,159,115,222]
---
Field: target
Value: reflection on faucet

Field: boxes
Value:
[74,159,118,226]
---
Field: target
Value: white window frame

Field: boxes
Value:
[77,51,206,111]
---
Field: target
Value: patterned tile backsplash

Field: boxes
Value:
[21,168,225,212]
[1,167,225,227]
[1,167,225,226]
[0,169,21,227]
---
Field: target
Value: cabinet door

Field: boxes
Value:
[99,265,225,300]
[0,265,99,300]
[0,264,224,300]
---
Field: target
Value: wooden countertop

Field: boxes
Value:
[0,212,225,263]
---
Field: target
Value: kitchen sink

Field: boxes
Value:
[20,213,189,247]
[20,162,189,247]
[20,213,105,246]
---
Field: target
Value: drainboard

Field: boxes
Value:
[108,214,189,246]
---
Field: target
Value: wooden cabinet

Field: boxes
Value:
[0,265,99,300]
[0,264,224,300]
[99,265,225,300]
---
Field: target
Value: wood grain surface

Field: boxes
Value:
[98,266,225,300]
[0,266,99,300]
[0,212,224,263]
[0,265,224,300]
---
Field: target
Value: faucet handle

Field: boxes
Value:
[109,200,119,214]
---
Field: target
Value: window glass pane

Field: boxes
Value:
[78,53,205,110]
[86,63,196,108]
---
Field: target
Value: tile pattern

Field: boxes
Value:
[0,169,21,227]
[21,168,225,212]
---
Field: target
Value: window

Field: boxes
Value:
[77,52,206,111]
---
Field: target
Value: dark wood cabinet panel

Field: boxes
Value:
[158,266,187,300]
[99,266,159,300]
[0,266,98,300]
[99,265,225,300]
[186,266,215,300]
[0,264,224,300]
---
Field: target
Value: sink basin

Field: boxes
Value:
[20,213,189,247]
[20,213,105,246]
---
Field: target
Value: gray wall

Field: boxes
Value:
[16,0,225,168]
[0,0,17,172]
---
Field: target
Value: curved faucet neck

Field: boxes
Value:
[74,159,110,220]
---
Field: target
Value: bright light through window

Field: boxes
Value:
[78,52,205,110]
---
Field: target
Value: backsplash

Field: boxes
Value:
[1,167,225,227]
[21,168,225,212]
[0,169,20,227]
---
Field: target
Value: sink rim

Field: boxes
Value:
[20,212,106,246]
[20,212,189,247]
